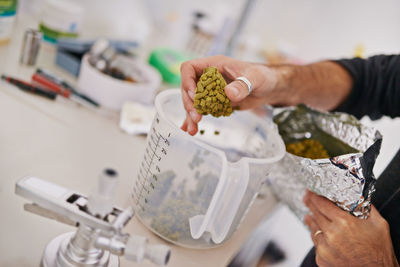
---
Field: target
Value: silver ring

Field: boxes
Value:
[314,230,323,237]
[236,76,253,95]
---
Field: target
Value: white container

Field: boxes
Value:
[78,54,161,110]
[132,90,285,248]
[41,0,83,34]
[0,0,17,44]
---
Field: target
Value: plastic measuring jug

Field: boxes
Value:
[132,89,285,248]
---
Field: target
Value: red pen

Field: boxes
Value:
[31,73,71,98]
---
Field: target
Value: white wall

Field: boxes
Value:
[244,0,400,62]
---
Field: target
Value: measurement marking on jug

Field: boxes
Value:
[134,127,171,209]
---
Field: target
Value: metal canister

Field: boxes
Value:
[20,29,42,66]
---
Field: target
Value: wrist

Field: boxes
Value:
[264,64,301,106]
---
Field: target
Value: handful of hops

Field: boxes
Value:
[194,66,233,117]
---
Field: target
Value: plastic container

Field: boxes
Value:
[132,90,285,248]
[78,54,161,110]
[0,0,17,44]
[148,48,189,85]
[39,0,84,43]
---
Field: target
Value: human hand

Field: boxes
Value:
[180,55,280,135]
[303,190,399,267]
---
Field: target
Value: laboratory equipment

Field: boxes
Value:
[15,169,171,267]
[132,90,285,248]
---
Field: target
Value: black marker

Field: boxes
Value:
[1,75,57,100]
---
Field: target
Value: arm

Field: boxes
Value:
[334,55,400,119]
[268,61,353,111]
[180,56,352,135]
[180,54,400,135]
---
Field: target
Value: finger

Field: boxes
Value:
[304,192,331,231]
[182,89,202,123]
[181,116,189,132]
[304,214,324,246]
[230,96,267,110]
[223,64,270,103]
[306,190,348,222]
[186,112,198,136]
[180,56,231,98]
[304,214,319,234]
[315,247,332,267]
[180,61,199,100]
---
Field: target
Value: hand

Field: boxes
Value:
[303,190,399,267]
[180,55,279,135]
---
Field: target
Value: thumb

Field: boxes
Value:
[224,64,273,103]
[225,79,252,103]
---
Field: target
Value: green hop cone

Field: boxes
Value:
[194,66,233,117]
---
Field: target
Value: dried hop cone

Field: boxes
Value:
[194,66,233,117]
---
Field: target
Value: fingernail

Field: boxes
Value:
[190,111,199,122]
[229,86,239,97]
[188,89,195,100]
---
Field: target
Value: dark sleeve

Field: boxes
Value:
[333,55,400,120]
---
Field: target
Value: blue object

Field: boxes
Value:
[55,38,138,77]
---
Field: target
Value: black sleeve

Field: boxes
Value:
[333,55,400,120]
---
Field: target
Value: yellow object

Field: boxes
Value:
[354,44,365,58]
[194,66,233,117]
[286,139,329,159]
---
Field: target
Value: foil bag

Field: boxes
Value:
[268,105,382,219]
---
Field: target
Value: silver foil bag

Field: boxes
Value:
[268,105,382,219]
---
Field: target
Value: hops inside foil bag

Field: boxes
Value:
[268,105,382,219]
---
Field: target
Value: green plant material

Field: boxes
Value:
[214,130,220,135]
[150,199,201,242]
[194,67,233,117]
[145,168,219,243]
[199,129,205,135]
[286,139,330,159]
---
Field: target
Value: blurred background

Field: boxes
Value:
[17,0,400,62]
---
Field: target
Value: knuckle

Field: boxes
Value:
[180,61,190,72]
[183,101,193,111]
[336,217,349,229]
[378,217,389,230]
[214,54,227,61]
[182,96,192,109]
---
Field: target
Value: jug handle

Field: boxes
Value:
[189,161,249,244]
